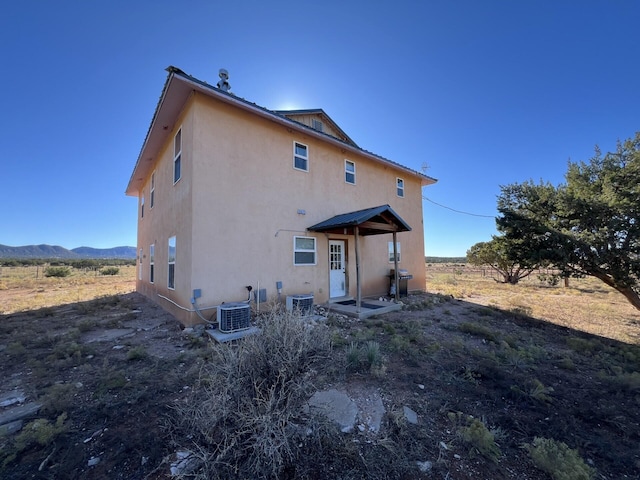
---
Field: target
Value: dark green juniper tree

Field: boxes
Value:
[496,132,640,310]
[467,237,538,285]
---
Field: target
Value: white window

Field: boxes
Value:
[294,236,316,265]
[139,248,143,280]
[140,194,145,218]
[150,171,155,208]
[168,236,176,289]
[388,242,401,263]
[396,178,404,197]
[173,129,182,184]
[149,244,155,283]
[345,160,356,185]
[293,142,308,172]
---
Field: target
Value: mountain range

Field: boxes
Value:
[0,244,137,259]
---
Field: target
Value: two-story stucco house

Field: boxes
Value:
[126,67,436,325]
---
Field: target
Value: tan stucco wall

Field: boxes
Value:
[134,92,426,324]
[135,96,196,323]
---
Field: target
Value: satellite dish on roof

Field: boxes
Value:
[217,68,231,92]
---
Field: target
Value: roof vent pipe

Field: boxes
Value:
[217,68,231,92]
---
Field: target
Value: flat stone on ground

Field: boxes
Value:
[403,406,418,425]
[308,389,358,433]
[0,402,42,426]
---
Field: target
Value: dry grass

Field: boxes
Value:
[0,265,136,314]
[426,264,640,344]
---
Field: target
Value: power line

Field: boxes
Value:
[422,196,495,218]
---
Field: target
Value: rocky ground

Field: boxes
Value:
[1,290,639,479]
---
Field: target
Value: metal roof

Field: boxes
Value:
[307,204,411,236]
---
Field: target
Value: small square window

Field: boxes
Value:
[294,142,308,172]
[345,160,356,185]
[294,236,316,265]
[396,178,404,197]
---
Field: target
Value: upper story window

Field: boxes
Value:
[294,236,316,265]
[140,194,145,218]
[150,171,155,208]
[174,129,182,184]
[293,142,308,172]
[345,160,356,185]
[396,178,405,197]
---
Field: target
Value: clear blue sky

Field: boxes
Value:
[1,1,638,256]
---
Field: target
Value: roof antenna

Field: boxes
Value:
[217,68,231,93]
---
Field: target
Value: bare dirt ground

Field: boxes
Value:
[1,266,639,479]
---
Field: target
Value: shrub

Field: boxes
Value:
[525,437,594,480]
[14,413,69,452]
[127,346,147,361]
[346,342,361,370]
[364,340,382,368]
[449,412,501,463]
[459,322,498,343]
[176,310,331,479]
[100,266,120,276]
[44,266,71,278]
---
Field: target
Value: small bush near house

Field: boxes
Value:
[525,437,594,480]
[175,310,331,479]
[100,267,120,276]
[44,266,71,278]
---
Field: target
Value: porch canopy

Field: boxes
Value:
[308,205,411,309]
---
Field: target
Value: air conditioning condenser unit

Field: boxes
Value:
[286,294,314,315]
[217,302,251,333]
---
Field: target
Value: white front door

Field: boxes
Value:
[329,240,346,298]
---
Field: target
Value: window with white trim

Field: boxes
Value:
[150,171,155,208]
[139,248,143,280]
[149,244,155,283]
[345,160,356,185]
[396,178,404,197]
[168,236,176,289]
[293,142,308,172]
[388,242,401,263]
[173,129,182,184]
[294,236,316,265]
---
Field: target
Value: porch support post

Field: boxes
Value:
[355,226,361,312]
[392,231,399,302]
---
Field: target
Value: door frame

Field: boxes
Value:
[328,238,348,298]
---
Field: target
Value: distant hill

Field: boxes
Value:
[0,244,136,259]
[71,246,137,259]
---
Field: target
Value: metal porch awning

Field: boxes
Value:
[307,204,411,236]
[308,205,412,309]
